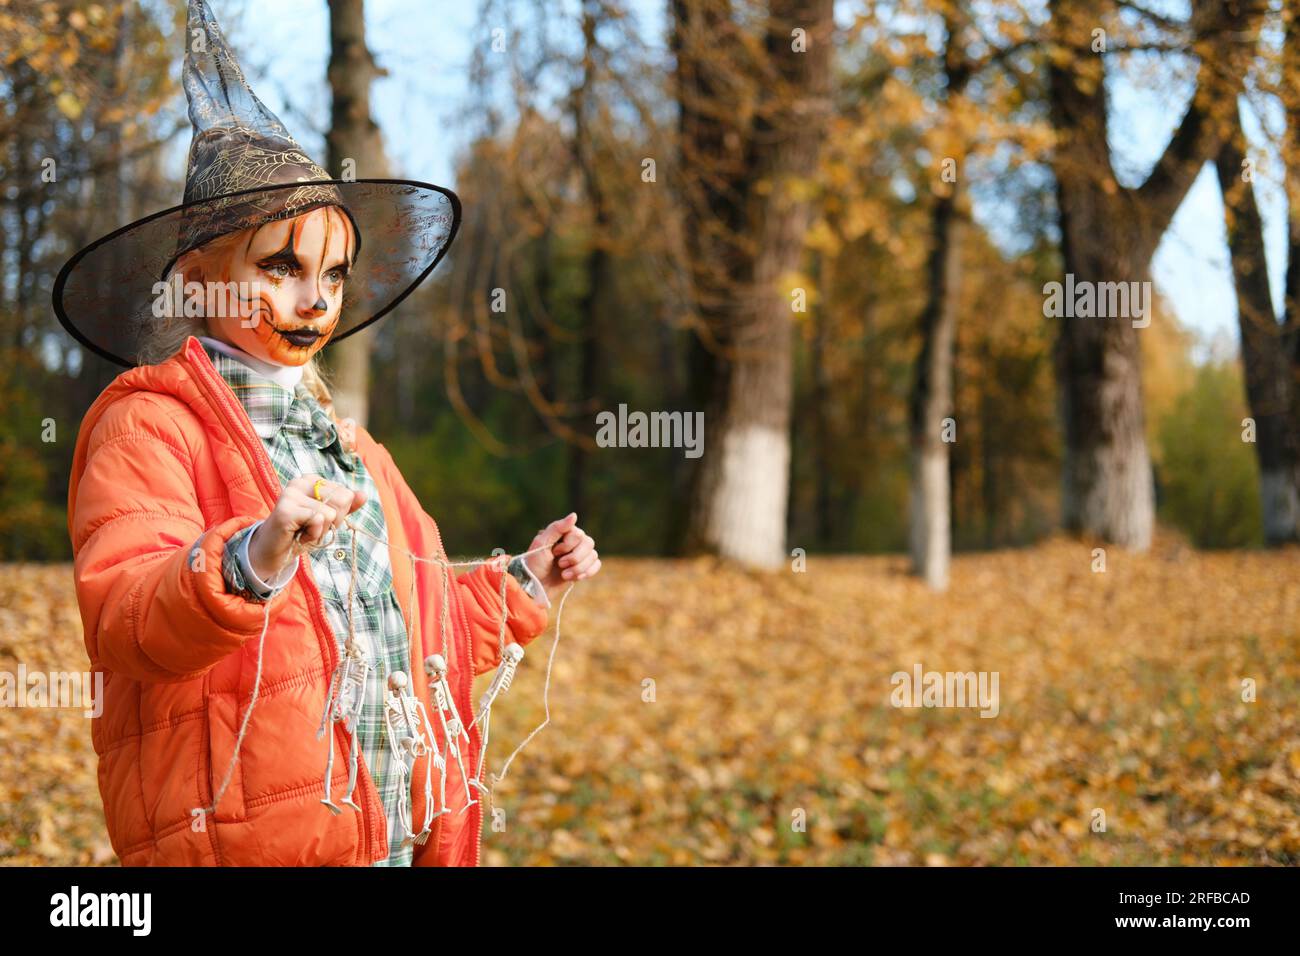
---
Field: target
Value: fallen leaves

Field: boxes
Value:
[2,531,1298,866]
[475,532,1300,866]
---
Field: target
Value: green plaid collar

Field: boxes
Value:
[199,341,354,464]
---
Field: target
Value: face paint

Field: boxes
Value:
[194,205,355,366]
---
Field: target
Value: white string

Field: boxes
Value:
[484,580,575,817]
[193,520,575,824]
[345,522,574,810]
[195,592,272,819]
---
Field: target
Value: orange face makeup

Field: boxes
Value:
[184,205,356,366]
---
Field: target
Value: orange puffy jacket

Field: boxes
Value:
[66,335,549,866]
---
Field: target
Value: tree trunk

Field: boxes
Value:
[672,0,750,556]
[1046,0,1261,550]
[1282,0,1300,532]
[568,0,611,519]
[909,177,964,588]
[677,0,834,568]
[908,10,968,590]
[1215,103,1299,543]
[809,248,835,546]
[325,0,390,428]
[1052,243,1156,550]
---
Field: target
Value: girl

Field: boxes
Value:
[56,0,599,866]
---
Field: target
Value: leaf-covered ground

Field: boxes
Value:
[2,532,1298,866]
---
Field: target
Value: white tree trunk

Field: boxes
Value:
[1059,330,1155,551]
[910,444,950,590]
[701,420,791,569]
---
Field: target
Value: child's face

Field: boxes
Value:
[197,206,355,366]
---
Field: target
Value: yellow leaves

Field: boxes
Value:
[1183,738,1210,761]
[546,828,585,860]
[785,174,820,205]
[988,772,1017,797]
[1059,817,1087,839]
[804,218,841,257]
[1287,750,1300,778]
[1,566,106,865]
[884,816,912,847]
[35,810,60,859]
[547,803,578,826]
[838,201,877,244]
[55,91,82,121]
[8,542,1300,866]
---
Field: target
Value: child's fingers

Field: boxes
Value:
[553,526,588,557]
[300,511,329,546]
[324,489,355,529]
[295,500,336,542]
[558,533,594,567]
[565,553,601,580]
[538,513,578,547]
[561,545,597,577]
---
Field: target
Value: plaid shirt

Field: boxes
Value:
[201,341,544,866]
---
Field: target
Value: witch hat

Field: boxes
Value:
[52,0,461,368]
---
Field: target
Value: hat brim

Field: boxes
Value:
[52,178,461,368]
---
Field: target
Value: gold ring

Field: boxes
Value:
[312,478,326,501]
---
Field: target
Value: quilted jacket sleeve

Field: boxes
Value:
[456,555,551,676]
[70,394,295,683]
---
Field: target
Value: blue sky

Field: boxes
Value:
[189,0,1287,361]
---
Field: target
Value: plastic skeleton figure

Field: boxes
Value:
[469,643,524,795]
[423,653,475,811]
[383,671,438,847]
[476,643,524,723]
[316,634,371,813]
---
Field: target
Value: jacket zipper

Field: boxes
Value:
[199,671,223,864]
[188,341,385,864]
[458,577,483,867]
[426,517,483,867]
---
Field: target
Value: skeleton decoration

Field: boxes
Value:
[477,643,525,723]
[383,671,438,847]
[423,653,475,811]
[316,634,371,814]
[470,643,525,793]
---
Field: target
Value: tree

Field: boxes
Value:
[674,0,835,568]
[324,0,391,428]
[566,0,617,517]
[1046,0,1265,550]
[1212,0,1300,543]
[1215,103,1299,543]
[908,3,971,590]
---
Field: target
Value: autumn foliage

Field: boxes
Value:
[3,535,1297,866]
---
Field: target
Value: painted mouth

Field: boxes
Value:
[276,328,324,349]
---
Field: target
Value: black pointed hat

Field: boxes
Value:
[53,0,461,368]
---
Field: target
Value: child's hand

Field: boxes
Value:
[248,474,366,581]
[523,512,600,598]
